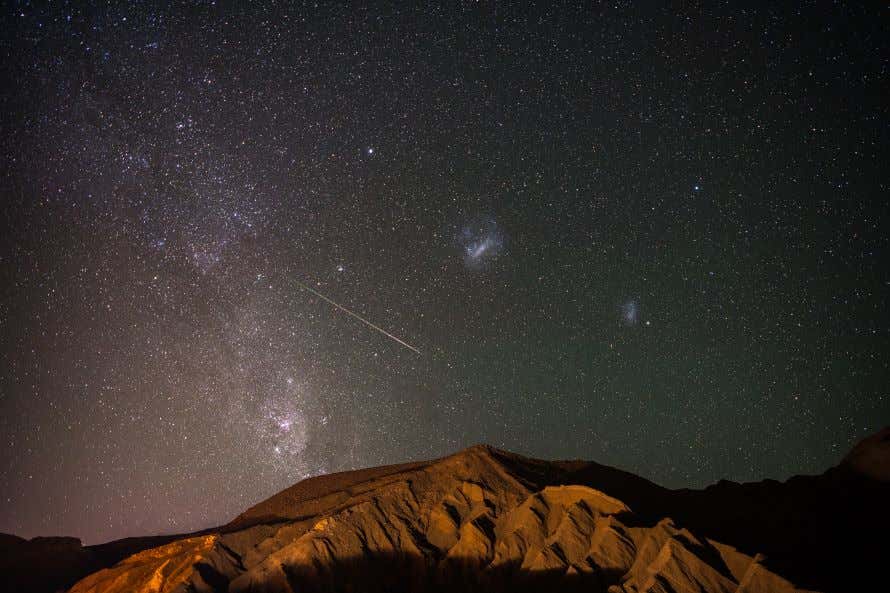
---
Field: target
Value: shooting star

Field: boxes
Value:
[295,280,421,354]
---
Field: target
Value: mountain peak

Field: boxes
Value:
[62,442,823,593]
[10,443,888,593]
[454,442,499,456]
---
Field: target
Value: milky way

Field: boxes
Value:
[1,3,887,544]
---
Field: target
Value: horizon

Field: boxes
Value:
[4,428,873,547]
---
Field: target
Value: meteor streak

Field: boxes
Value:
[295,280,421,354]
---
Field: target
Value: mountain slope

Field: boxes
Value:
[66,445,814,593]
[4,429,887,593]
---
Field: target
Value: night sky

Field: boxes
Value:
[1,3,887,545]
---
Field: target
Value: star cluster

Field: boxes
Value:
[0,3,887,544]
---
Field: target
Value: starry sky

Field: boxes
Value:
[1,2,887,545]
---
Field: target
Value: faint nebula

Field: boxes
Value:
[458,218,505,270]
[620,299,640,326]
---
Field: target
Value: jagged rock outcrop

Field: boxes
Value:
[66,445,817,593]
[5,428,887,593]
[67,535,231,593]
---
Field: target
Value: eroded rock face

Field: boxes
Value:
[64,445,819,593]
[67,534,242,593]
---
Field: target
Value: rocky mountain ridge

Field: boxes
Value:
[3,429,888,593]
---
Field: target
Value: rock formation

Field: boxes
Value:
[3,428,887,593]
[60,446,811,593]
